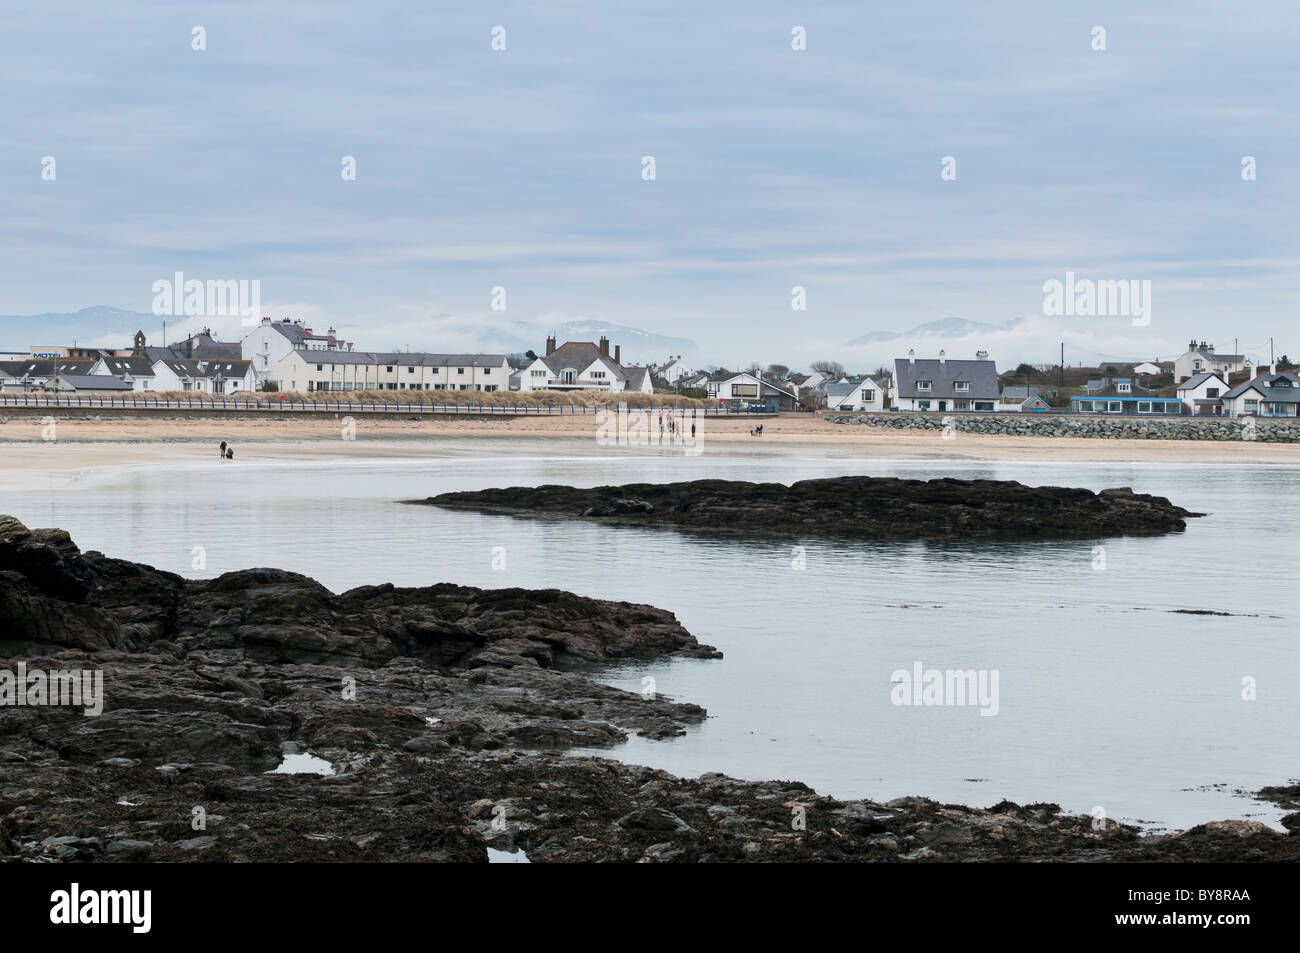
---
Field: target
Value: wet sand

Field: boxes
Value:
[1,412,1297,489]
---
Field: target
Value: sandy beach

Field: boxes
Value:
[1,412,1297,487]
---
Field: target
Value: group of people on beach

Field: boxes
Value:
[218,441,234,461]
[656,411,696,440]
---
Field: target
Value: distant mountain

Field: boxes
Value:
[548,321,698,366]
[846,316,1022,346]
[0,306,160,351]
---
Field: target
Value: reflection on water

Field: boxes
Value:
[5,443,1298,830]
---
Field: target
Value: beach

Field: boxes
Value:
[2,412,1298,488]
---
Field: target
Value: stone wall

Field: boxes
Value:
[822,411,1300,442]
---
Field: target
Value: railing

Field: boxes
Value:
[0,394,772,415]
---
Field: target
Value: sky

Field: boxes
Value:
[2,1,1297,370]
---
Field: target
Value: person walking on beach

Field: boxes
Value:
[219,440,227,459]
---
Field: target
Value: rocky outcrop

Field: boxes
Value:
[414,476,1201,540]
[823,411,1300,442]
[3,517,1293,863]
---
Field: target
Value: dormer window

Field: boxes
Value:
[954,381,970,392]
[916,380,932,391]
[1117,382,1131,393]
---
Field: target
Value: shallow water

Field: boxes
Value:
[5,439,1297,830]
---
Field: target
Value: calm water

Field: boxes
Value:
[5,439,1298,830]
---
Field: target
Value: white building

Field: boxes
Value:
[242,317,351,386]
[1220,371,1300,417]
[151,358,256,394]
[88,356,158,392]
[516,337,653,394]
[1174,340,1249,383]
[276,350,511,393]
[657,356,691,385]
[892,350,1000,412]
[704,372,797,410]
[824,377,885,412]
[1175,372,1229,416]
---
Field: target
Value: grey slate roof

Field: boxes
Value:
[96,357,156,377]
[1176,372,1227,391]
[1222,372,1300,403]
[156,359,253,379]
[893,358,999,400]
[47,374,133,391]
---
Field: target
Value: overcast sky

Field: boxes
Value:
[2,1,1297,369]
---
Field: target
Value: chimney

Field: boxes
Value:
[614,344,621,364]
[599,336,609,358]
[546,336,556,356]
[938,349,946,365]
[908,349,916,365]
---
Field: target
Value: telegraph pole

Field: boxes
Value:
[1060,342,1064,387]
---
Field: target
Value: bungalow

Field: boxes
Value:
[824,377,885,412]
[40,373,133,394]
[1175,372,1229,416]
[1070,378,1182,415]
[151,358,257,395]
[705,372,797,410]
[516,337,653,394]
[0,359,97,392]
[1220,371,1300,418]
[892,350,1000,412]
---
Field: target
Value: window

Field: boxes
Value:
[954,381,969,392]
[483,368,491,375]
[1108,401,1122,413]
[954,399,969,411]
[531,370,546,378]
[861,389,875,402]
[433,384,445,390]
[1117,382,1131,393]
[407,366,414,374]
[974,401,994,411]
[917,400,931,411]
[1137,401,1152,413]
[457,367,465,375]
[1245,399,1258,412]
[591,371,606,379]
[916,380,932,391]
[386,366,393,372]
[316,364,323,371]
[1193,359,1202,371]
[459,384,470,390]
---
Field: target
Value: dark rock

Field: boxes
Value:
[415,476,1200,540]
